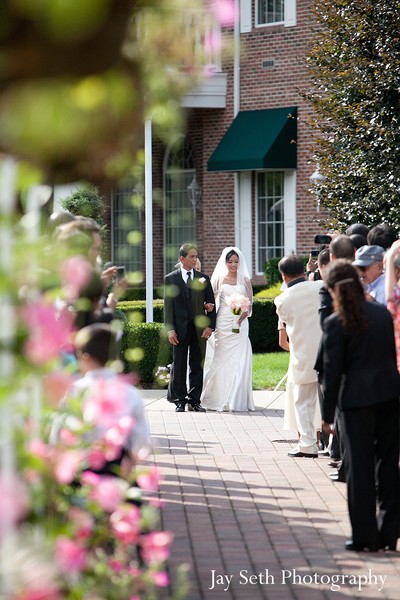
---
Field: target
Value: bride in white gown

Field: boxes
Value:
[201,247,255,412]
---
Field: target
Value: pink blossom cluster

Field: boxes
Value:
[7,383,173,599]
[209,0,237,27]
[5,256,177,599]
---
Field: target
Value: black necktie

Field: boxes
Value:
[186,271,192,284]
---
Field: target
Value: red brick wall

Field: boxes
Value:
[123,1,323,285]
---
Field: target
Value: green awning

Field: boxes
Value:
[207,107,297,172]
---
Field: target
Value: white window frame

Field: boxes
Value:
[163,136,196,275]
[255,0,296,29]
[111,180,143,275]
[255,170,296,274]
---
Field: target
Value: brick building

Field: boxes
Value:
[102,1,321,287]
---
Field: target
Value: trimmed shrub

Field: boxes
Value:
[118,296,280,356]
[249,298,279,353]
[264,257,282,288]
[121,321,172,387]
[117,299,164,323]
[255,283,283,299]
[119,287,164,301]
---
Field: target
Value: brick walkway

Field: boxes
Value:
[142,390,400,600]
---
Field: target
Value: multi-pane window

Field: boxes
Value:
[257,172,284,269]
[164,137,196,274]
[257,0,285,25]
[112,179,142,275]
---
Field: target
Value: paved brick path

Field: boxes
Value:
[142,390,400,600]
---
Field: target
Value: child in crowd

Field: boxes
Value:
[52,323,152,473]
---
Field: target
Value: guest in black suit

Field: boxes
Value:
[164,243,216,412]
[321,260,400,552]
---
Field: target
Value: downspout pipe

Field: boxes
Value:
[234,1,240,246]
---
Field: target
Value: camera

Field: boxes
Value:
[313,234,332,245]
[310,249,319,257]
[116,266,126,279]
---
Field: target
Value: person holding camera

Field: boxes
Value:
[275,255,324,458]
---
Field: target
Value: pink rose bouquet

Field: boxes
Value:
[226,293,251,332]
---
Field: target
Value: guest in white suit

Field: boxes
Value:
[274,255,323,457]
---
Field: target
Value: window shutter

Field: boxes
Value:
[240,0,252,33]
[285,0,296,27]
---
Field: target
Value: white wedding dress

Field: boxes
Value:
[201,283,255,412]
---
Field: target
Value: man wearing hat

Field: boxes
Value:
[353,245,386,305]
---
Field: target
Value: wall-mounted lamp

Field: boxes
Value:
[309,166,326,212]
[187,175,202,210]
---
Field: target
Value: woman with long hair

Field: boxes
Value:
[321,260,400,552]
[201,247,255,411]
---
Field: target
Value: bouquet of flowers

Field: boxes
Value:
[226,293,251,333]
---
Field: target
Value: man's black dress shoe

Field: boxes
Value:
[175,401,186,412]
[379,541,397,551]
[187,403,206,412]
[345,540,379,552]
[288,450,317,458]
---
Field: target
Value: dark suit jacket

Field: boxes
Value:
[164,268,216,341]
[321,300,400,423]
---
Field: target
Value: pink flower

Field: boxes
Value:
[21,302,74,366]
[80,471,99,486]
[86,446,107,470]
[140,531,174,565]
[110,505,141,545]
[54,449,84,484]
[109,558,124,574]
[226,292,250,314]
[136,466,161,492]
[0,474,30,535]
[151,571,169,587]
[16,586,62,600]
[87,476,124,512]
[28,438,52,460]
[59,428,79,446]
[55,536,87,575]
[209,0,237,27]
[67,507,94,539]
[103,416,135,460]
[60,256,92,300]
[82,378,129,429]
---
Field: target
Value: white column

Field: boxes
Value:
[0,155,17,596]
[145,119,154,323]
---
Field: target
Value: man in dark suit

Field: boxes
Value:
[164,243,216,412]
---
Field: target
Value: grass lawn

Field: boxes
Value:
[252,352,289,390]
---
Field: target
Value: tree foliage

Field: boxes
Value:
[306,0,400,231]
[0,0,216,182]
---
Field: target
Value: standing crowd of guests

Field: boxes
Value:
[50,214,398,555]
[162,227,400,553]
[275,222,400,553]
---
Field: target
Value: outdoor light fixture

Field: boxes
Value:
[187,175,202,209]
[310,167,325,184]
[310,165,326,212]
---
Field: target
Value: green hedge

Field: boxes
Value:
[118,298,279,376]
[121,321,172,387]
[249,298,279,353]
[117,299,164,323]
